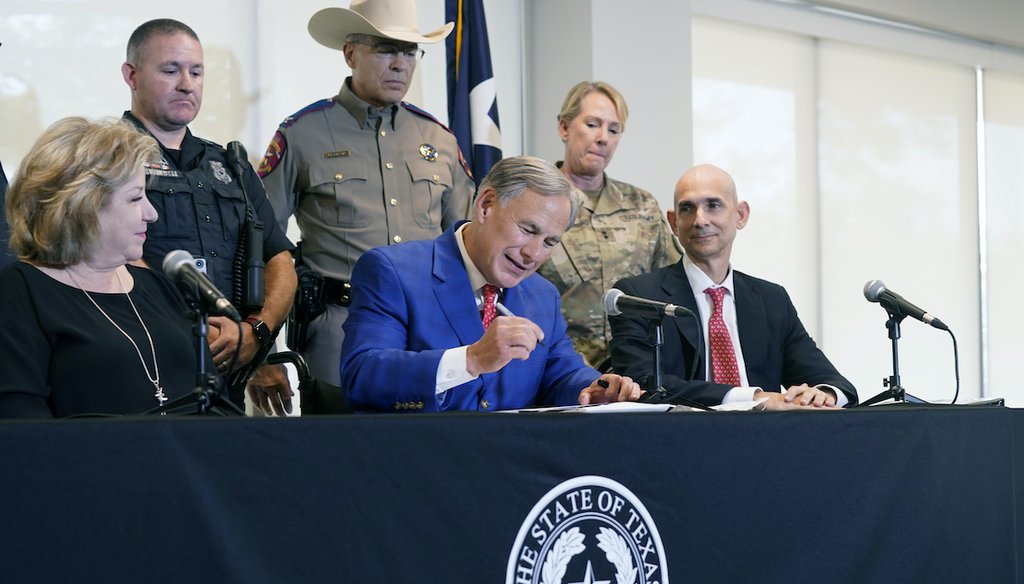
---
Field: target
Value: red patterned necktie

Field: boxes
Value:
[705,287,741,386]
[481,284,499,329]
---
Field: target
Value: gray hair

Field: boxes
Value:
[479,156,581,229]
[126,19,200,63]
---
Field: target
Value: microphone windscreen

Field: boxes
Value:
[162,249,194,276]
[863,279,886,302]
[602,289,623,316]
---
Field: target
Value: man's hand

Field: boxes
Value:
[578,374,642,405]
[755,384,838,410]
[246,363,294,416]
[207,316,259,374]
[466,316,544,376]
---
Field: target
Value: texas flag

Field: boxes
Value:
[446,0,502,186]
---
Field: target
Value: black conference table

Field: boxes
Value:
[1,405,1021,583]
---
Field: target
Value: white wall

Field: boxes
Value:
[525,0,692,211]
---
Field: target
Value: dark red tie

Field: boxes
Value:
[481,284,498,329]
[705,287,741,386]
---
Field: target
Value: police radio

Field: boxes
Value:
[226,141,265,313]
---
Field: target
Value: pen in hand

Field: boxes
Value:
[494,301,546,346]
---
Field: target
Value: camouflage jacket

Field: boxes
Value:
[537,172,681,367]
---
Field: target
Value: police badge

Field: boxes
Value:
[209,160,233,184]
[419,143,439,162]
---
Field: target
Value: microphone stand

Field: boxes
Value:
[638,315,712,410]
[858,311,926,407]
[145,295,244,417]
[648,318,666,400]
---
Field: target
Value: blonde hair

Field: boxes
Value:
[557,81,629,129]
[6,117,160,267]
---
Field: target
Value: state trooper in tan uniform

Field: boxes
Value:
[259,0,474,385]
[537,82,680,369]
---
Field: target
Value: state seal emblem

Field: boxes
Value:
[506,476,669,584]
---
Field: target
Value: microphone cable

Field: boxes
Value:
[946,328,960,404]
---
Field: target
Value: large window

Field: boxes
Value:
[984,71,1024,399]
[693,15,1021,405]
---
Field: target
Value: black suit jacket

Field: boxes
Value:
[608,262,857,406]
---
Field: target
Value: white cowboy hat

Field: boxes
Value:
[309,0,454,49]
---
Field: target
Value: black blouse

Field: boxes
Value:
[0,263,200,418]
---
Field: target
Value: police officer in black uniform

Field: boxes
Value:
[121,19,297,412]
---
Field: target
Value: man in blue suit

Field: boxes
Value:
[341,156,641,412]
[609,164,857,410]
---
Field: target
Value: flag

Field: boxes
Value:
[446,0,502,186]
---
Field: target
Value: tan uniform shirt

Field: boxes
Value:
[537,172,681,367]
[259,79,475,281]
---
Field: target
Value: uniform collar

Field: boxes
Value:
[336,78,400,131]
[554,161,622,214]
[122,111,203,169]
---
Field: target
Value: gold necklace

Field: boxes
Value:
[65,267,168,407]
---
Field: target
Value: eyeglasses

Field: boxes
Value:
[351,40,425,60]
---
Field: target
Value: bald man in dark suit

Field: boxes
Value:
[609,164,856,410]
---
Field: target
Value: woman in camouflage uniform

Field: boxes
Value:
[537,82,681,369]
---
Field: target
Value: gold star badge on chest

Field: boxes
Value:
[419,143,438,162]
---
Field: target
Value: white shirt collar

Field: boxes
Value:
[682,254,734,297]
[455,223,491,296]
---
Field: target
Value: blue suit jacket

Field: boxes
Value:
[341,222,599,412]
[609,262,857,407]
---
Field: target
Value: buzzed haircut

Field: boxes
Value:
[126,19,200,63]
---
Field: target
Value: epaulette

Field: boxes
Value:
[280,98,335,128]
[197,136,223,149]
[401,102,454,133]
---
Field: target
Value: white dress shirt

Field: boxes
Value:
[682,256,847,407]
[434,223,489,395]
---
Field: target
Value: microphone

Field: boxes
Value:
[163,249,242,322]
[226,141,247,167]
[225,141,266,311]
[863,280,947,330]
[602,288,694,319]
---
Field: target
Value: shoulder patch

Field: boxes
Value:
[280,98,335,128]
[258,131,287,178]
[455,144,473,181]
